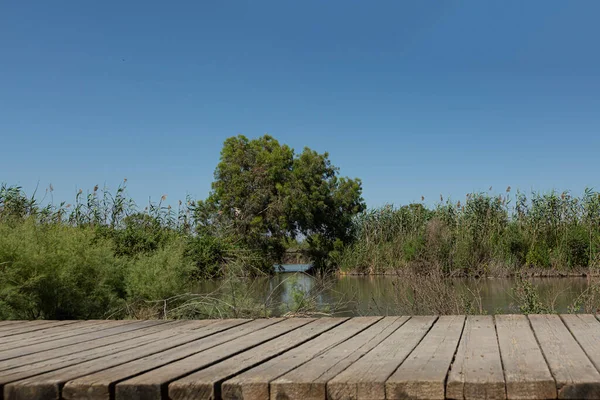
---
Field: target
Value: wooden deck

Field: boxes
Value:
[1,316,600,399]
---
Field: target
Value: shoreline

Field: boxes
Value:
[336,268,600,279]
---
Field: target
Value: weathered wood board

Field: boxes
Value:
[0,315,599,400]
[446,315,505,400]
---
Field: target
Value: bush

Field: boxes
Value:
[425,218,454,272]
[401,236,425,262]
[513,279,551,314]
[566,226,590,268]
[501,223,528,266]
[0,219,125,319]
[526,242,551,268]
[112,213,170,257]
[184,235,230,278]
[125,239,196,302]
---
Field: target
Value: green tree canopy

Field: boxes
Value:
[197,134,365,273]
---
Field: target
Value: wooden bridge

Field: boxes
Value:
[1,315,600,399]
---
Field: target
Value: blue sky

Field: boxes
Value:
[1,1,599,208]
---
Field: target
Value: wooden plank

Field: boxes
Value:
[0,320,69,334]
[0,320,91,340]
[61,319,261,400]
[0,320,77,337]
[169,318,348,400]
[496,315,556,400]
[0,320,110,347]
[220,317,378,400]
[0,321,189,376]
[446,315,505,400]
[0,320,133,351]
[216,318,373,400]
[563,314,600,372]
[114,318,314,400]
[271,316,407,400]
[0,321,53,335]
[386,315,465,400]
[533,314,600,399]
[3,319,235,400]
[326,316,436,400]
[0,322,21,328]
[0,320,168,363]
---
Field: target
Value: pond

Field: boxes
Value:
[195,264,597,316]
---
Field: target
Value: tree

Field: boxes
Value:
[290,148,366,272]
[197,134,365,273]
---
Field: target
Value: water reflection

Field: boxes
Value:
[194,265,594,316]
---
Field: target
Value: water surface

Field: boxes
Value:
[195,265,595,316]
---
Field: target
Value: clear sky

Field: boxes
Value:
[1,1,599,208]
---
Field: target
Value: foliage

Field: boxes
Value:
[0,219,126,320]
[111,213,171,257]
[512,279,552,314]
[340,188,600,276]
[385,269,485,315]
[0,134,366,319]
[184,235,231,278]
[568,278,600,313]
[124,239,196,303]
[198,134,365,273]
[3,135,600,320]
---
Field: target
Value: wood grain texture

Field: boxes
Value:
[170,318,349,400]
[3,320,225,400]
[220,317,380,400]
[61,319,257,400]
[562,314,600,372]
[0,321,197,398]
[0,321,126,350]
[0,320,168,363]
[530,314,600,399]
[0,320,179,371]
[446,315,505,400]
[496,315,556,400]
[217,318,377,400]
[271,316,407,400]
[115,318,312,400]
[0,321,54,334]
[4,316,600,400]
[0,321,77,337]
[0,321,94,346]
[386,315,465,400]
[0,322,21,328]
[327,316,436,400]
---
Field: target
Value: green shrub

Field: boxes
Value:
[453,236,476,272]
[125,239,196,302]
[184,235,230,278]
[0,219,125,319]
[526,242,551,268]
[402,236,424,262]
[112,213,170,257]
[566,226,590,267]
[513,279,551,314]
[425,218,454,271]
[502,223,528,266]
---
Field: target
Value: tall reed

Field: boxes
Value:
[340,188,600,275]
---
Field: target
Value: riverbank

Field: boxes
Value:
[337,190,600,278]
[337,266,600,278]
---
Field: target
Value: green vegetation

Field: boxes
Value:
[196,135,365,274]
[0,134,363,320]
[340,188,600,276]
[2,134,600,320]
